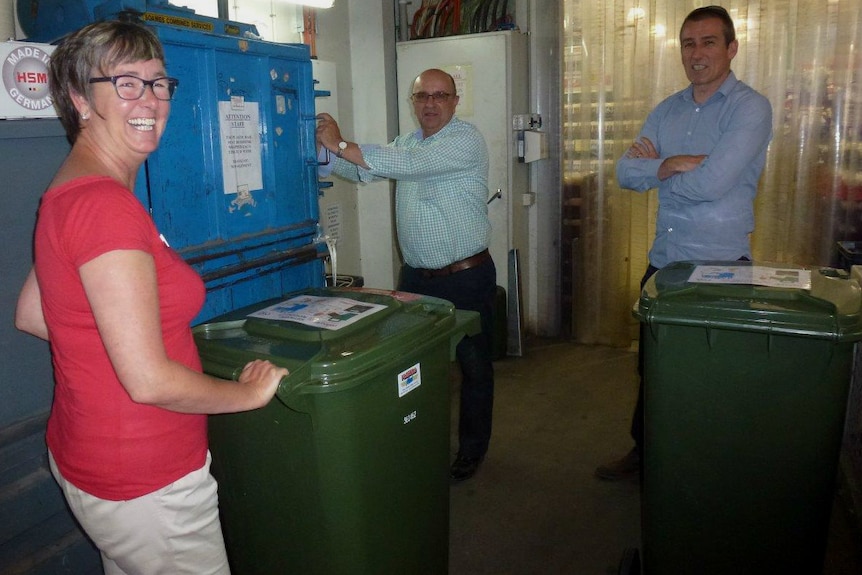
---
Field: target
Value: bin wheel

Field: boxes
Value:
[618,547,641,575]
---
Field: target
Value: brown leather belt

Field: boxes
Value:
[419,249,491,278]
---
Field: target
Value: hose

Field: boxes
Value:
[432,0,461,37]
[410,0,439,39]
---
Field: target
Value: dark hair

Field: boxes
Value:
[49,19,165,143]
[681,5,736,46]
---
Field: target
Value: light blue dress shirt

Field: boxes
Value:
[328,116,491,270]
[616,71,773,269]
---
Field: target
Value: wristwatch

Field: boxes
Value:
[336,141,348,157]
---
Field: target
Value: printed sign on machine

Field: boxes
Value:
[0,41,56,119]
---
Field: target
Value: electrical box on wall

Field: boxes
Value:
[523,130,548,163]
[0,41,57,119]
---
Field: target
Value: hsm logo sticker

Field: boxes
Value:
[3,45,53,111]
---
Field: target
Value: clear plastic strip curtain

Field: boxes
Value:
[562,0,862,346]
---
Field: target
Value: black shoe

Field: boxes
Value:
[594,447,640,481]
[450,454,483,482]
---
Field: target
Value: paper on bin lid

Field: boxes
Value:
[246,294,387,330]
[688,263,862,315]
[688,264,811,289]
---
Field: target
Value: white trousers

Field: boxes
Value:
[49,450,230,575]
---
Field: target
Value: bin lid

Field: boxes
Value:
[837,241,862,258]
[636,261,862,341]
[193,287,477,404]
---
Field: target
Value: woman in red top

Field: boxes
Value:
[14,20,286,574]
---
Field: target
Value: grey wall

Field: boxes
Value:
[0,119,102,575]
[1,119,68,427]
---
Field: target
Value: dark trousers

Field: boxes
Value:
[399,258,497,459]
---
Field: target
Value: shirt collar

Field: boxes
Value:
[413,116,460,142]
[683,70,738,105]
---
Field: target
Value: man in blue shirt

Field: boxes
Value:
[597,6,773,480]
[317,68,495,482]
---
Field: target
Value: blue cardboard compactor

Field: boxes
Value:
[19,0,326,322]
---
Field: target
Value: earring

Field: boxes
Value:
[81,111,90,120]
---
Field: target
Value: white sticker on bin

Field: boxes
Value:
[398,363,421,398]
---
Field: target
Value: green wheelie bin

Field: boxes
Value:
[635,261,862,574]
[192,287,479,575]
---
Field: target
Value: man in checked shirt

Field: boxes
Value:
[317,68,494,482]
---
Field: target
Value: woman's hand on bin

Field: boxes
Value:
[238,359,288,409]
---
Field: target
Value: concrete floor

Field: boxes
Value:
[448,339,862,574]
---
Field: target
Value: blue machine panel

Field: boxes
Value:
[19,0,326,322]
[140,24,325,322]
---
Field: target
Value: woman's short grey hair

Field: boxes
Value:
[49,19,165,143]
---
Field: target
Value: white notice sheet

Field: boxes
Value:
[247,295,387,330]
[688,265,811,290]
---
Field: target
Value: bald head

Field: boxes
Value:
[411,68,460,138]
[414,68,457,95]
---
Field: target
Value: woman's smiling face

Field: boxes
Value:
[78,58,171,159]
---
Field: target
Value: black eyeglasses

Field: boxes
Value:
[411,91,453,103]
[88,75,179,101]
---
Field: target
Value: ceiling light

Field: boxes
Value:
[626,7,646,23]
